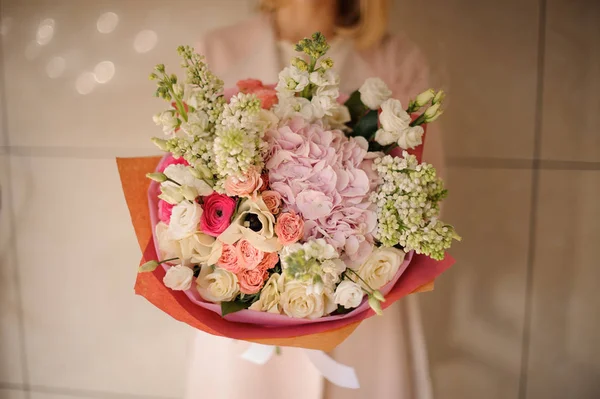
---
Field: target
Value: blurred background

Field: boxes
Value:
[0,0,598,398]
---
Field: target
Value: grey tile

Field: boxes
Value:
[420,167,532,399]
[395,0,540,160]
[525,170,600,399]
[540,0,600,163]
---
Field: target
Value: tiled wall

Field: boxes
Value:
[0,1,598,398]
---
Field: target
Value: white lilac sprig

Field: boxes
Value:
[371,152,460,260]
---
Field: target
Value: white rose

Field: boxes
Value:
[163,164,213,196]
[153,111,179,134]
[168,201,202,240]
[333,280,364,309]
[155,222,182,260]
[379,98,411,132]
[163,264,194,291]
[196,266,239,303]
[321,259,347,287]
[359,77,392,109]
[397,125,424,150]
[357,247,406,289]
[280,280,327,319]
[249,273,283,313]
[374,128,400,146]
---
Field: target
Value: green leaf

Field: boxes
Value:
[344,90,367,125]
[331,304,355,315]
[220,299,253,317]
[351,110,379,140]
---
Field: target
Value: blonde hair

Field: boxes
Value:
[260,0,389,50]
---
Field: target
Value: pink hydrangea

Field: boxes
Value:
[265,117,376,263]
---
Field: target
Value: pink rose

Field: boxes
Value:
[217,244,243,274]
[261,191,282,215]
[257,251,279,271]
[237,267,268,295]
[275,212,305,245]
[224,168,263,197]
[254,88,278,109]
[158,199,174,224]
[237,79,264,93]
[158,154,189,173]
[199,193,237,237]
[236,239,265,270]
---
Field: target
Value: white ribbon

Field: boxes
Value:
[241,344,360,389]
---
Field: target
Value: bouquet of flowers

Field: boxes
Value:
[118,33,459,352]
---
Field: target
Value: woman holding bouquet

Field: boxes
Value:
[185,0,445,398]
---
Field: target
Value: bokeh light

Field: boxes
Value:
[96,12,119,34]
[46,56,66,78]
[133,30,158,53]
[93,61,115,84]
[36,18,55,45]
[75,72,97,95]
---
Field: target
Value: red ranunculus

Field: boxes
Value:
[199,193,237,237]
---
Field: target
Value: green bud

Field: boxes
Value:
[149,73,159,80]
[368,295,384,316]
[426,109,444,122]
[424,103,442,121]
[146,172,167,183]
[432,90,445,105]
[372,290,386,302]
[155,64,165,73]
[320,57,334,70]
[414,89,435,108]
[291,57,309,71]
[151,137,169,151]
[139,260,159,273]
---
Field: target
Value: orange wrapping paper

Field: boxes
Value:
[117,156,451,351]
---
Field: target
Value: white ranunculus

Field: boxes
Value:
[179,233,222,266]
[333,280,364,309]
[359,77,392,109]
[280,280,327,319]
[155,222,182,260]
[249,273,283,313]
[196,266,239,303]
[397,125,424,150]
[379,98,411,133]
[374,128,400,146]
[163,264,194,291]
[153,111,179,134]
[321,258,347,287]
[163,164,213,196]
[357,247,406,290]
[168,201,202,240]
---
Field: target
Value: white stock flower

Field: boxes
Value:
[304,238,337,260]
[168,201,202,240]
[277,66,310,93]
[309,69,339,87]
[163,264,194,291]
[163,164,213,196]
[379,98,411,133]
[356,247,406,290]
[249,273,283,313]
[397,125,424,149]
[374,128,400,146]
[280,280,328,319]
[359,77,392,109]
[325,104,351,130]
[196,266,239,302]
[153,111,179,135]
[180,110,209,137]
[333,280,364,309]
